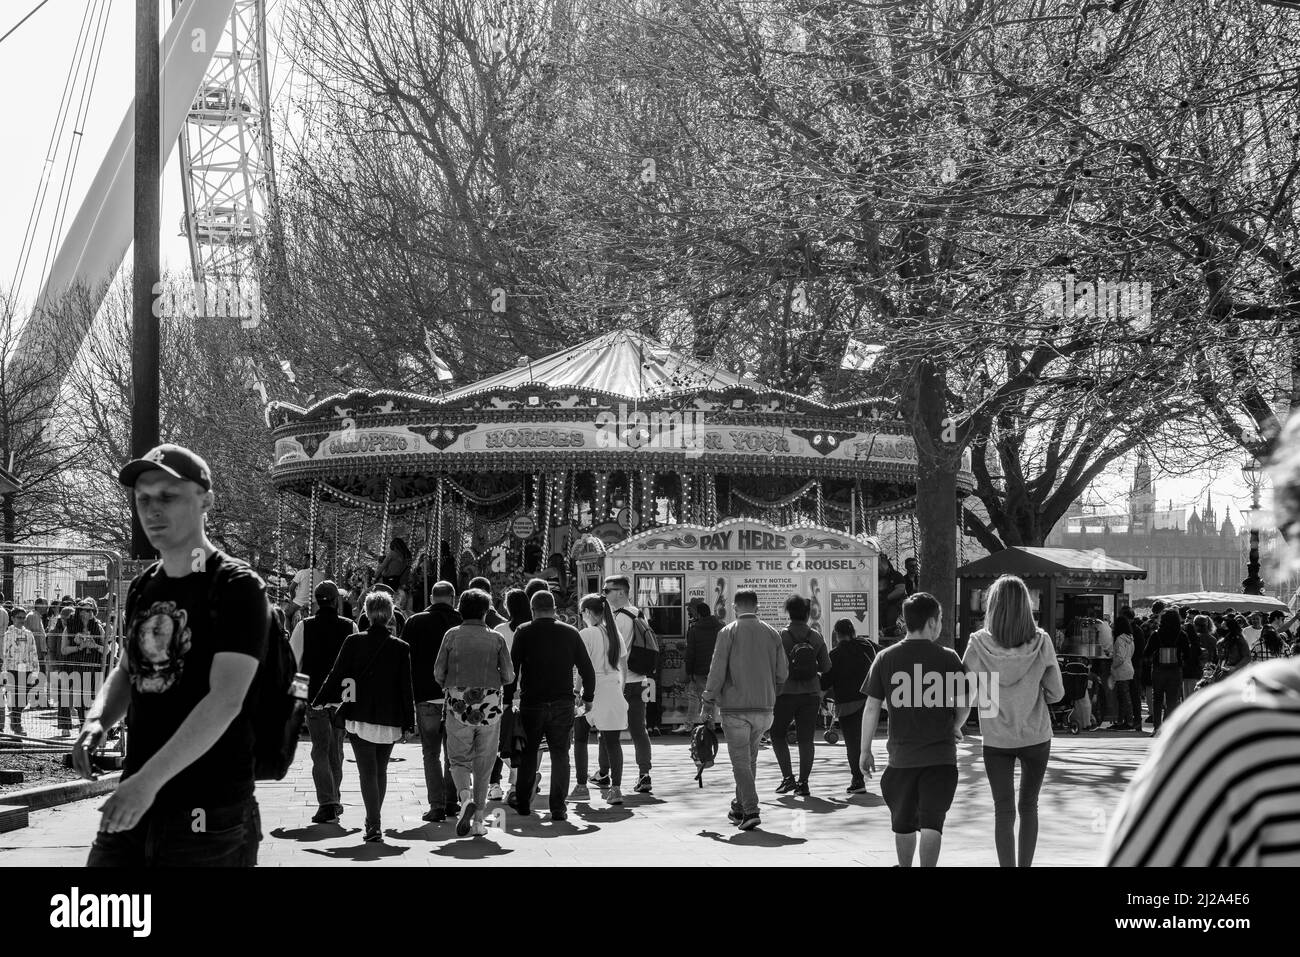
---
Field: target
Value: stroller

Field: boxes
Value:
[780,697,842,744]
[1050,658,1098,735]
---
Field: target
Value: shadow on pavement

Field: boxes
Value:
[302,840,411,861]
[573,805,634,825]
[772,795,848,816]
[807,792,886,809]
[620,795,666,808]
[270,823,358,842]
[387,822,454,842]
[504,815,601,839]
[697,828,808,847]
[431,838,514,860]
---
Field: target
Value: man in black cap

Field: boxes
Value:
[289,579,354,825]
[74,443,270,867]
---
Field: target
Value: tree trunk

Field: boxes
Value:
[909,360,961,650]
[2,492,14,598]
[915,447,959,650]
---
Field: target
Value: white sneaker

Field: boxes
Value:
[569,784,590,801]
[607,786,624,805]
[487,783,504,801]
[470,821,488,836]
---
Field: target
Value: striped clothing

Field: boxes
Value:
[1103,659,1300,866]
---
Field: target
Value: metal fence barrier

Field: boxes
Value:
[0,545,126,758]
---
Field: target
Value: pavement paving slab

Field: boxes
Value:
[0,731,1150,867]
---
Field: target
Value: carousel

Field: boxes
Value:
[265,330,975,721]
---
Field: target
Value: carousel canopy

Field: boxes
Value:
[442,329,756,402]
[957,547,1147,581]
[265,328,974,504]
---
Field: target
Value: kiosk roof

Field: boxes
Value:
[956,546,1147,580]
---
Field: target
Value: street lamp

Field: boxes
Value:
[1241,459,1264,595]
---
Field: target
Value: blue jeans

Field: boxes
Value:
[982,740,1050,867]
[770,692,820,782]
[415,701,454,809]
[598,683,652,778]
[721,710,771,815]
[306,706,345,808]
[349,737,396,829]
[575,716,623,787]
[518,699,574,815]
[444,710,501,816]
[87,797,260,867]
[1151,665,1183,730]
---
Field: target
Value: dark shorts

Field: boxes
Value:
[86,796,261,867]
[880,764,958,834]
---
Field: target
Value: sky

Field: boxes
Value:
[0,0,1280,526]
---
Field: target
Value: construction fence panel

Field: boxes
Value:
[0,546,126,755]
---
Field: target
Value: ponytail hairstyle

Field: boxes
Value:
[579,592,621,669]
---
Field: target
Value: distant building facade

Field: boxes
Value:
[1047,451,1298,603]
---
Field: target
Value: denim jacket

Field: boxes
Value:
[434,620,514,691]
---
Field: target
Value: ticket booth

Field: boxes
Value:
[604,519,880,728]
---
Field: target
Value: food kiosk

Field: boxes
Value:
[956,547,1147,654]
[605,518,880,728]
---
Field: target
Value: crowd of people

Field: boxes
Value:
[59,431,1300,867]
[0,593,114,736]
[1069,600,1300,736]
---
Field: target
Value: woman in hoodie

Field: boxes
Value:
[1110,617,1139,731]
[961,575,1064,867]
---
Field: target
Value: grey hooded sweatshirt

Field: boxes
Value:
[961,628,1065,749]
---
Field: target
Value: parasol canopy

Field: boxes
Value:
[1133,592,1290,614]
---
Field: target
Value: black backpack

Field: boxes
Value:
[689,722,718,788]
[618,608,660,676]
[123,552,306,781]
[785,629,820,681]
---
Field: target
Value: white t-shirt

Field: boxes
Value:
[494,621,516,652]
[291,568,322,607]
[1242,626,1263,646]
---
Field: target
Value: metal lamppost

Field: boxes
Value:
[1241,459,1264,595]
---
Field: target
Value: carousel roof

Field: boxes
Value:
[442,330,754,402]
[266,328,900,426]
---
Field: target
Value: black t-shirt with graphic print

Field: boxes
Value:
[121,552,269,810]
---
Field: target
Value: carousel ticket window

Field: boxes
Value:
[635,575,685,642]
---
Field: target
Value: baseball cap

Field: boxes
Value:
[118,443,212,491]
[76,598,97,610]
[314,580,340,605]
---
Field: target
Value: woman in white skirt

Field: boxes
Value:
[573,593,628,804]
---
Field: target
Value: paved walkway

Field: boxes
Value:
[0,730,1151,866]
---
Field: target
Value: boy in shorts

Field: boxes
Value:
[858,592,971,866]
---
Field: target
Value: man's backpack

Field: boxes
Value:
[617,607,660,676]
[785,629,820,682]
[690,722,718,788]
[123,552,307,782]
